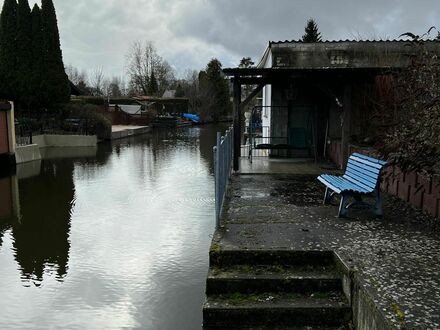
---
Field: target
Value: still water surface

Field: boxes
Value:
[0,125,225,329]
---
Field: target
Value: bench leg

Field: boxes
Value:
[323,187,331,205]
[323,187,337,205]
[338,194,349,218]
[373,188,383,218]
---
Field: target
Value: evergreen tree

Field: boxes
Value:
[16,0,32,107]
[238,57,255,68]
[175,83,185,97]
[205,58,232,120]
[148,71,158,96]
[302,18,322,42]
[41,0,70,106]
[0,0,18,100]
[31,4,43,107]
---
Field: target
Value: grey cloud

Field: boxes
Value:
[7,0,440,77]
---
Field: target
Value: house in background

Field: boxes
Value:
[224,40,440,170]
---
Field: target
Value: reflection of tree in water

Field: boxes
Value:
[12,159,74,285]
[199,123,230,174]
[0,221,10,251]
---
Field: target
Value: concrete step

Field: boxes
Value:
[204,326,349,330]
[207,265,342,295]
[203,292,351,328]
[210,249,335,268]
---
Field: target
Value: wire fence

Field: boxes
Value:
[213,126,234,228]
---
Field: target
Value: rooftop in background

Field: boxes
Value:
[267,39,440,45]
[162,90,176,98]
[224,40,440,78]
[259,39,440,70]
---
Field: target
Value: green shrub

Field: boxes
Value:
[62,102,111,140]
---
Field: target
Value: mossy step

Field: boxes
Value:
[203,292,351,327]
[210,249,335,268]
[203,326,349,330]
[206,266,342,295]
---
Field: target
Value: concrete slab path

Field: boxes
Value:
[214,174,440,329]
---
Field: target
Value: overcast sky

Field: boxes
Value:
[8,0,440,79]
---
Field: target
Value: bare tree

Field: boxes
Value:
[125,41,175,96]
[90,66,105,96]
[183,69,199,112]
[65,64,88,87]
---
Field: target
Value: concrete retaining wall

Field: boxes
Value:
[352,277,397,330]
[334,252,399,330]
[15,144,42,164]
[33,134,97,147]
[111,126,151,140]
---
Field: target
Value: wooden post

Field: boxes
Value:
[233,74,241,172]
[341,84,352,170]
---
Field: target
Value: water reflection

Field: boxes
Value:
[12,159,74,284]
[0,124,228,329]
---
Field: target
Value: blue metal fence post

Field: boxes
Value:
[213,127,235,229]
[215,132,221,228]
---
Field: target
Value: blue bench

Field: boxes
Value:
[318,153,387,218]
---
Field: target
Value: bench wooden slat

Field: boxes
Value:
[318,176,341,194]
[345,168,377,187]
[350,155,383,170]
[333,175,370,193]
[347,159,381,175]
[343,174,375,192]
[321,176,354,193]
[352,153,387,166]
[346,164,378,181]
[345,168,378,189]
[320,174,369,193]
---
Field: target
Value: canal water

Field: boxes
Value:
[0,125,226,329]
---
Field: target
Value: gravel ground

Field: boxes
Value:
[215,174,440,330]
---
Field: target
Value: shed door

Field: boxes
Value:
[0,111,9,154]
[288,105,312,148]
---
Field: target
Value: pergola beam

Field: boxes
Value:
[233,74,241,172]
[240,84,264,110]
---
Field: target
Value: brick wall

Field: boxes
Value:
[381,167,440,218]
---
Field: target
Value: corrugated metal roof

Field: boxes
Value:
[269,39,440,45]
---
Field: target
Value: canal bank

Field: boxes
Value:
[205,165,440,329]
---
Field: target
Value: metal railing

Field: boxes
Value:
[15,121,33,146]
[213,126,234,228]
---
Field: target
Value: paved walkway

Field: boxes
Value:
[214,174,440,329]
[111,125,149,132]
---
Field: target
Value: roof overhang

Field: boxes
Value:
[223,67,399,85]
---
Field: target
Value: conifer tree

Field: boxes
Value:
[302,18,322,42]
[205,58,232,120]
[0,0,18,100]
[17,0,32,107]
[41,0,70,106]
[31,4,43,107]
[148,71,158,96]
[175,83,185,97]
